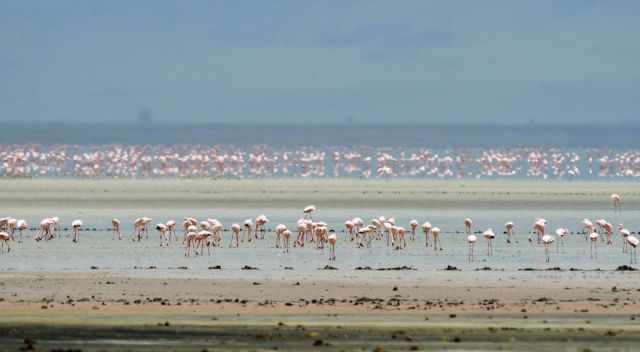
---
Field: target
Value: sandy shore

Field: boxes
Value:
[1,271,640,350]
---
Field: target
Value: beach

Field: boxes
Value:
[1,179,639,351]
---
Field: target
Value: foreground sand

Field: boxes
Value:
[1,271,640,350]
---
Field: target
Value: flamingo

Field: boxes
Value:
[111,218,121,240]
[0,232,10,253]
[281,229,291,253]
[6,218,16,240]
[275,224,287,248]
[132,218,145,241]
[166,220,177,241]
[582,218,594,242]
[184,231,198,256]
[71,219,82,243]
[207,219,223,247]
[483,228,495,256]
[421,222,432,247]
[243,219,253,242]
[532,219,546,244]
[505,222,514,244]
[431,227,442,251]
[254,215,269,239]
[626,235,638,264]
[619,225,630,253]
[589,231,599,259]
[156,223,168,246]
[392,226,406,249]
[467,233,477,262]
[303,205,316,220]
[611,193,622,213]
[16,220,27,242]
[51,217,60,237]
[383,221,393,246]
[141,217,152,239]
[295,220,306,247]
[409,219,418,241]
[344,220,354,241]
[230,223,241,247]
[328,230,337,260]
[555,228,568,252]
[464,218,473,236]
[542,234,555,263]
[194,230,213,255]
[314,225,327,249]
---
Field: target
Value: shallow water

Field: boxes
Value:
[1,206,637,279]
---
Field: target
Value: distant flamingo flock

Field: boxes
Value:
[0,194,637,265]
[2,144,640,179]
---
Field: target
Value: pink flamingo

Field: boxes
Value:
[6,218,16,240]
[542,234,554,263]
[275,224,287,248]
[483,228,495,256]
[619,225,630,253]
[71,219,82,243]
[532,219,546,244]
[422,222,432,247]
[243,219,253,242]
[611,193,622,213]
[328,230,337,260]
[409,219,418,241]
[156,223,168,246]
[626,235,638,264]
[505,222,514,244]
[464,218,473,236]
[582,218,593,242]
[141,217,152,239]
[555,228,568,252]
[589,231,599,259]
[166,220,177,241]
[207,219,223,247]
[254,215,269,239]
[281,229,291,253]
[230,223,241,247]
[132,218,145,241]
[295,220,306,247]
[431,227,442,251]
[184,231,198,256]
[303,205,316,220]
[467,233,477,262]
[16,220,27,242]
[112,218,121,240]
[314,225,327,249]
[344,220,354,241]
[0,232,10,253]
[194,230,213,255]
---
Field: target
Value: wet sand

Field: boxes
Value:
[1,179,640,350]
[0,178,639,209]
[1,271,640,351]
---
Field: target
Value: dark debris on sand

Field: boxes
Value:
[319,265,338,270]
[241,265,258,270]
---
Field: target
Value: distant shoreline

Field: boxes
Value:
[2,122,639,147]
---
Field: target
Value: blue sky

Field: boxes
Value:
[1,0,639,124]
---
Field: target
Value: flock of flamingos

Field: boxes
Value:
[0,194,637,265]
[2,144,640,179]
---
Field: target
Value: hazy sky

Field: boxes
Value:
[1,0,639,124]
